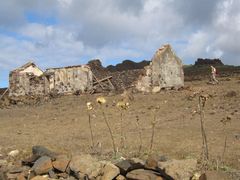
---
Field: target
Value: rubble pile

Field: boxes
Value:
[87,59,145,92]
[106,60,150,72]
[109,69,145,90]
[194,58,224,66]
[0,146,207,180]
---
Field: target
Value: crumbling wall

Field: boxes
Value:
[88,59,144,91]
[9,72,48,97]
[46,65,93,94]
[9,63,45,97]
[29,75,48,96]
[136,45,184,92]
[9,72,31,97]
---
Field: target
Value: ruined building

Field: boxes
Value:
[8,44,184,97]
[9,62,45,97]
[9,62,92,97]
[45,65,92,95]
[136,44,184,92]
[194,58,224,66]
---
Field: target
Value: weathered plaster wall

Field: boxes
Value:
[136,45,184,92]
[9,63,93,97]
[9,73,47,97]
[20,65,43,76]
[46,65,93,94]
[9,72,30,97]
[9,65,45,97]
[151,45,184,88]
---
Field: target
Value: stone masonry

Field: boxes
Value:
[136,44,184,92]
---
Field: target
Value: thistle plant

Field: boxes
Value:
[198,95,209,168]
[149,110,157,154]
[96,97,117,155]
[86,102,95,149]
[220,116,231,164]
[116,101,129,150]
[135,115,143,155]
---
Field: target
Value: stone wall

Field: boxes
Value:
[46,65,93,95]
[136,45,184,92]
[9,63,93,97]
[9,72,30,97]
[195,58,224,66]
[9,72,47,97]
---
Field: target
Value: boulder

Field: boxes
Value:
[32,156,53,175]
[48,169,57,179]
[57,172,68,178]
[126,169,164,180]
[22,154,40,166]
[32,146,57,160]
[129,158,145,169]
[115,160,132,175]
[158,159,197,180]
[52,155,70,172]
[101,162,120,180]
[115,174,126,180]
[69,154,102,179]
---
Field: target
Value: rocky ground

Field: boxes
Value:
[0,76,240,179]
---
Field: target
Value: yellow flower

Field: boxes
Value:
[116,101,129,110]
[86,102,93,110]
[96,97,106,105]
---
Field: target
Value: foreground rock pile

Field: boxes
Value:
[0,146,206,180]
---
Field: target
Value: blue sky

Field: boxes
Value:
[0,0,240,87]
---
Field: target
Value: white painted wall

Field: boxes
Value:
[20,65,43,76]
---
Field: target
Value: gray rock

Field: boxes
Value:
[115,160,132,175]
[48,169,57,179]
[32,146,57,160]
[129,158,145,170]
[22,154,40,166]
[32,156,53,175]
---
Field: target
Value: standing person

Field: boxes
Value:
[210,65,218,84]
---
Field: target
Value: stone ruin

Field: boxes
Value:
[8,62,92,97]
[136,44,184,92]
[7,44,184,98]
[194,58,224,66]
